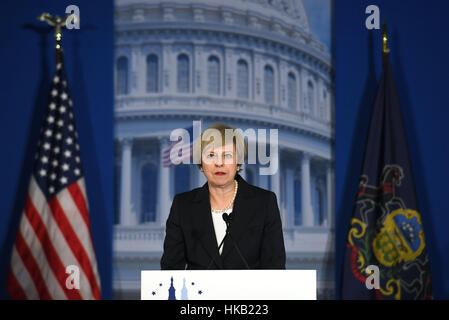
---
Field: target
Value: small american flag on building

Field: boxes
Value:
[6,54,101,299]
[161,126,194,167]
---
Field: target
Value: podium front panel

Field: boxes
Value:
[141,270,316,300]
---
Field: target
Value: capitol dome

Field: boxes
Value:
[116,0,313,35]
[113,0,334,299]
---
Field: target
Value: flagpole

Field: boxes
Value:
[382,19,390,54]
[37,13,69,63]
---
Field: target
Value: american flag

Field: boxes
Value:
[6,55,101,299]
[161,126,194,167]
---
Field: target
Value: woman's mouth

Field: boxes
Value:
[215,172,226,176]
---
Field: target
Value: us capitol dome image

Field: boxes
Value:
[113,0,334,299]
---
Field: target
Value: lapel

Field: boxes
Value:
[221,174,255,260]
[191,173,255,268]
[192,177,222,269]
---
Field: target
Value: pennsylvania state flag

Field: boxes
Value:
[341,52,433,299]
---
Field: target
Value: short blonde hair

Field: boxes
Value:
[193,123,247,170]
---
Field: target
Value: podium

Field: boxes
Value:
[141,270,316,300]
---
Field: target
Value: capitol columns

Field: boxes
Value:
[279,60,288,109]
[162,43,173,93]
[119,137,133,226]
[297,66,304,116]
[327,86,334,125]
[270,149,282,221]
[193,8,205,23]
[136,44,146,95]
[300,68,309,117]
[317,76,325,120]
[158,136,171,227]
[326,160,334,229]
[301,152,314,227]
[253,52,264,104]
[194,44,206,95]
[315,77,322,118]
[131,45,141,95]
[285,165,295,227]
[224,47,235,98]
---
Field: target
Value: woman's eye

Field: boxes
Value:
[225,153,233,158]
[207,153,214,158]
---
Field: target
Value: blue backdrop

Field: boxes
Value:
[0,0,113,299]
[335,0,449,299]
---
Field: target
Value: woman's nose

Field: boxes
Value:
[215,154,225,165]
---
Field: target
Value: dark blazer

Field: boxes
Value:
[161,173,286,270]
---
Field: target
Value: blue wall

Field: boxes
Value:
[335,0,449,298]
[0,0,113,299]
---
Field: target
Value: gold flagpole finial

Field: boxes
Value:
[382,19,390,54]
[37,12,69,51]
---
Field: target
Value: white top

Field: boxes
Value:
[211,208,232,255]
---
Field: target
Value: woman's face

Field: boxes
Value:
[201,143,238,188]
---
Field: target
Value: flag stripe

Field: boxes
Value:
[59,184,101,293]
[77,178,89,212]
[24,192,82,299]
[7,267,29,300]
[18,209,67,299]
[76,177,100,291]
[67,181,91,234]
[27,177,94,299]
[69,179,101,287]
[7,248,38,300]
[48,195,101,299]
[13,231,53,299]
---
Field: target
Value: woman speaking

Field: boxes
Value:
[161,123,286,270]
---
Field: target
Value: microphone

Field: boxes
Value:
[206,214,231,270]
[206,211,250,270]
[222,212,232,229]
[222,212,250,270]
